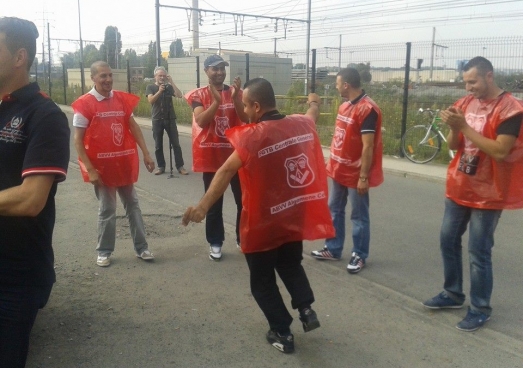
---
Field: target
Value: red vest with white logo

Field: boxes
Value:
[72,91,140,187]
[446,93,523,209]
[185,86,244,172]
[226,115,335,253]
[326,96,384,188]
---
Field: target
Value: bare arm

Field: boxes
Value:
[166,75,183,98]
[231,77,249,123]
[0,175,55,217]
[441,107,517,161]
[305,93,321,122]
[193,85,221,128]
[358,133,374,195]
[74,127,102,185]
[147,83,166,105]
[129,117,155,173]
[182,151,242,225]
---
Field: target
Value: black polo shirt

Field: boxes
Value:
[0,83,70,286]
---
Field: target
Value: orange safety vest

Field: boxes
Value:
[226,115,335,253]
[72,91,140,187]
[185,86,244,172]
[446,93,523,209]
[326,95,384,188]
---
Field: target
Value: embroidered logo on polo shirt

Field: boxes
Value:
[0,116,25,143]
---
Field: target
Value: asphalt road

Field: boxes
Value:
[30,107,523,367]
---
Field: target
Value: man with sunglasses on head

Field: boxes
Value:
[185,55,249,261]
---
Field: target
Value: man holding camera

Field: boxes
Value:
[146,66,188,176]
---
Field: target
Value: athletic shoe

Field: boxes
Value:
[178,167,189,175]
[299,307,321,332]
[311,248,340,261]
[137,250,155,261]
[209,245,222,261]
[347,252,364,273]
[456,307,490,332]
[422,292,463,310]
[154,167,165,175]
[96,255,111,267]
[266,330,295,354]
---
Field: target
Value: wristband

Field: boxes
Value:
[359,176,368,182]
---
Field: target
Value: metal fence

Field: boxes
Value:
[43,36,523,158]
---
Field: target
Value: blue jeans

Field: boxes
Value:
[202,172,242,247]
[0,283,53,368]
[94,184,148,256]
[325,179,370,259]
[440,198,501,316]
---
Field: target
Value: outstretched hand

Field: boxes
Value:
[182,206,207,226]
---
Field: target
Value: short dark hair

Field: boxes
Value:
[463,57,494,76]
[337,68,361,88]
[0,17,39,71]
[243,78,276,109]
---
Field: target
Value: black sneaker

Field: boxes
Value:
[299,307,321,332]
[347,252,364,273]
[266,330,294,354]
[311,248,340,261]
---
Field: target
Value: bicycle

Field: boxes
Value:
[401,108,455,164]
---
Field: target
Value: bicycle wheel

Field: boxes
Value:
[401,125,442,164]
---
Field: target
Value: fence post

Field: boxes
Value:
[196,56,200,88]
[127,59,131,93]
[245,53,250,82]
[62,62,67,105]
[400,42,411,157]
[311,49,317,93]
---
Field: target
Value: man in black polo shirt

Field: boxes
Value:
[0,17,70,367]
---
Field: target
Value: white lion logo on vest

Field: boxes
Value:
[215,116,230,138]
[111,122,124,146]
[285,153,315,188]
[333,127,345,150]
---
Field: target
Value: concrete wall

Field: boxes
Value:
[67,68,129,91]
[167,52,293,95]
[371,69,459,83]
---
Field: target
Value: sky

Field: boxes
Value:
[4,0,523,66]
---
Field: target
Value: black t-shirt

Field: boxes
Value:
[0,83,70,286]
[146,83,177,120]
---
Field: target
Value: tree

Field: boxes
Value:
[169,39,185,58]
[123,48,141,67]
[83,44,101,69]
[142,41,166,78]
[100,26,121,69]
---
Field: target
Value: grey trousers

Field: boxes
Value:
[94,184,148,256]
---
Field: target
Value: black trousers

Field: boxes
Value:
[202,172,242,245]
[152,118,184,170]
[244,241,315,334]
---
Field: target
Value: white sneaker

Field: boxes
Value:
[209,245,222,261]
[97,255,111,267]
[137,249,155,260]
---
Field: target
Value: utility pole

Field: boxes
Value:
[192,0,199,50]
[115,26,118,69]
[304,0,311,94]
[338,34,342,71]
[77,0,85,93]
[47,22,52,97]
